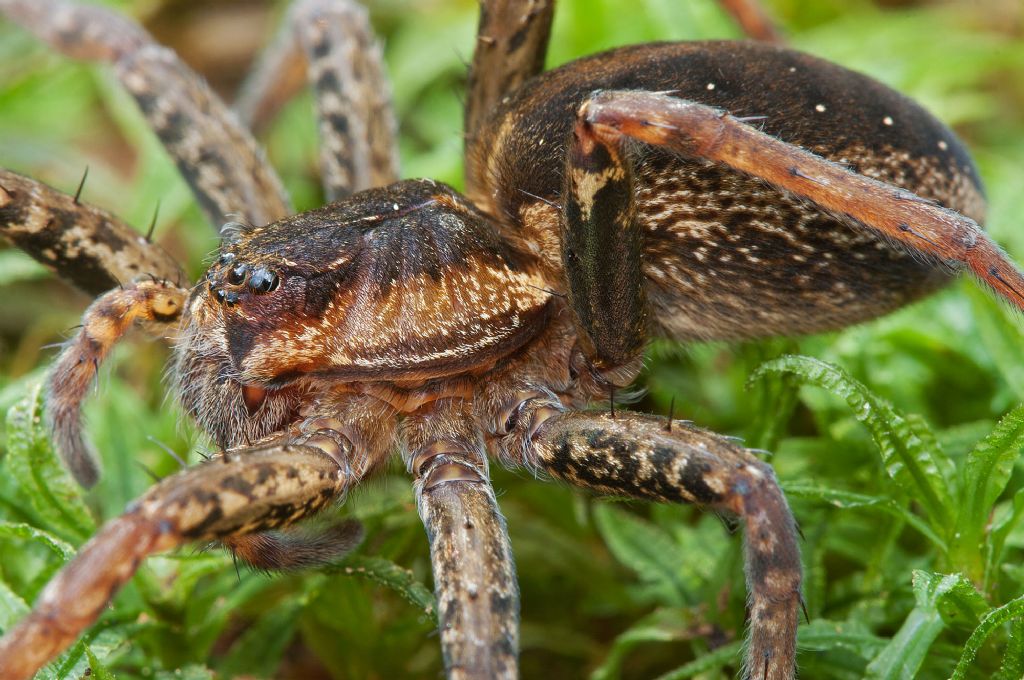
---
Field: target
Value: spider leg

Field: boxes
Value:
[718,0,785,43]
[491,390,800,680]
[48,279,187,486]
[236,0,398,199]
[0,169,182,295]
[585,91,1024,312]
[402,399,519,680]
[0,0,291,228]
[562,90,1024,378]
[0,439,355,680]
[464,0,554,195]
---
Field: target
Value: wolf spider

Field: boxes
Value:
[0,0,1020,678]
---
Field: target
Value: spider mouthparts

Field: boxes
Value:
[242,384,268,414]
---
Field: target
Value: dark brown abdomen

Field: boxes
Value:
[468,41,985,341]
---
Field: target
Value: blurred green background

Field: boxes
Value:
[1,1,1023,678]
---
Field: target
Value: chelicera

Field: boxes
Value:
[0,0,1019,678]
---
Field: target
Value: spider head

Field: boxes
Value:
[174,179,552,447]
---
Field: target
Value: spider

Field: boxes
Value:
[0,0,1021,678]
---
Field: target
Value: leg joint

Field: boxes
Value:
[410,443,487,491]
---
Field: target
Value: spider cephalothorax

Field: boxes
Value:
[176,178,555,450]
[0,1,1021,679]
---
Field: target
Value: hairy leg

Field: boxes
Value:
[488,386,800,680]
[0,169,181,295]
[464,0,554,195]
[561,89,1024,380]
[577,90,1024,312]
[236,0,399,199]
[48,279,187,486]
[0,0,291,228]
[0,439,353,680]
[225,393,397,569]
[401,399,519,680]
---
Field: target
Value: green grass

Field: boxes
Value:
[1,0,1024,678]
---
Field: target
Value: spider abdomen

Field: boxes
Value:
[469,41,985,341]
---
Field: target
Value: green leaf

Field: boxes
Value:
[155,666,216,680]
[0,577,29,631]
[951,593,1024,680]
[782,481,946,549]
[993,616,1024,680]
[592,504,690,607]
[0,250,48,287]
[40,620,138,680]
[653,640,744,680]
[85,648,117,680]
[866,571,982,679]
[752,355,953,530]
[986,488,1024,588]
[591,608,697,680]
[0,520,76,562]
[798,618,888,659]
[327,556,436,620]
[951,403,1024,581]
[4,382,95,541]
[218,594,306,676]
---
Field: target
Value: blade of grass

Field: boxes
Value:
[751,355,953,532]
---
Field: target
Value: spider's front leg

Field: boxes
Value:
[401,399,519,680]
[0,440,350,680]
[48,278,187,486]
[487,387,801,680]
[0,169,181,295]
[0,394,395,679]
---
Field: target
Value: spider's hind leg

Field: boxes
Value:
[236,0,399,200]
[575,90,1024,315]
[0,0,291,227]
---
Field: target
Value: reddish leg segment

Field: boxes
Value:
[579,90,1024,314]
[719,0,785,43]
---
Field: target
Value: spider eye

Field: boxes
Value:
[218,252,236,265]
[248,268,280,294]
[226,264,248,285]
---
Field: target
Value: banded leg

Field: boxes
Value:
[464,0,554,194]
[236,0,399,199]
[0,0,291,228]
[48,279,187,487]
[0,169,181,295]
[0,440,354,680]
[495,392,801,680]
[573,90,1024,314]
[401,399,519,680]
